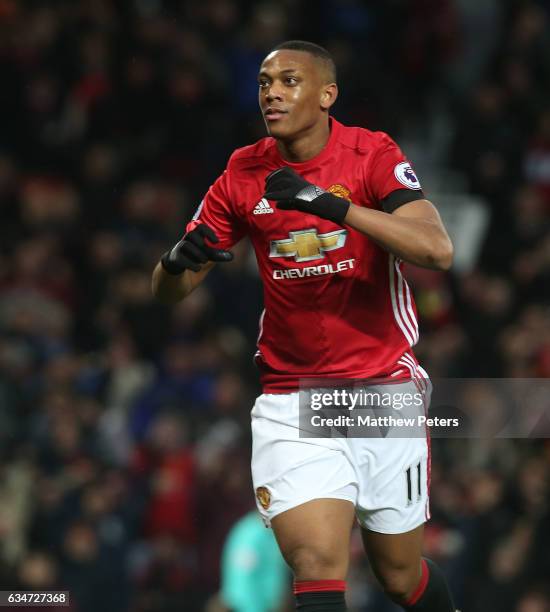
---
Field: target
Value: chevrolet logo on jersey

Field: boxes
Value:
[269,229,347,262]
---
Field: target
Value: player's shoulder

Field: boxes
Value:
[226,137,277,174]
[334,120,398,155]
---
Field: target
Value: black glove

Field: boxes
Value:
[264,167,350,224]
[161,224,233,275]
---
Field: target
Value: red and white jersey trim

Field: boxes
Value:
[389,255,419,347]
[254,309,266,363]
[397,351,428,394]
[256,308,266,344]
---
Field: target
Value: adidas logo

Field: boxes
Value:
[253,198,274,215]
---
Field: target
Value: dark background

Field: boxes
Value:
[0,1,549,611]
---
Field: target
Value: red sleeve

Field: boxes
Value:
[366,135,423,206]
[185,162,247,250]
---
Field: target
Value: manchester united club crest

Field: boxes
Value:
[256,486,271,510]
[327,184,352,202]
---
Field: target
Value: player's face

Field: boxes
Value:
[258,50,334,140]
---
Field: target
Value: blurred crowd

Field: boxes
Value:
[0,1,549,611]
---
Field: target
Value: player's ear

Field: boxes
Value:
[320,83,338,111]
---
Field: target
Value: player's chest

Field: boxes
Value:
[238,167,377,275]
[241,166,371,237]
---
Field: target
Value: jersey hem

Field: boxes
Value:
[260,364,417,393]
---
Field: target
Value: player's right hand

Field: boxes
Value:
[160,224,233,275]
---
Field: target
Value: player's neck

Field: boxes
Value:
[276,119,331,163]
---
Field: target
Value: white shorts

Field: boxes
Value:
[251,381,431,534]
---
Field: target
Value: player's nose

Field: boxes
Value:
[265,84,283,102]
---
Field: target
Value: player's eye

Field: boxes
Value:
[258,79,269,88]
[285,77,298,85]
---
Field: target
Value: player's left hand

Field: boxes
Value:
[264,167,350,224]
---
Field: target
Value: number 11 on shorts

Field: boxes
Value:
[405,461,422,506]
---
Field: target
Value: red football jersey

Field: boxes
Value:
[189,118,424,392]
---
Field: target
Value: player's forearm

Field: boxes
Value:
[344,203,453,270]
[151,261,214,303]
[151,262,192,303]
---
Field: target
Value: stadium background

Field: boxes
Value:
[1,0,549,610]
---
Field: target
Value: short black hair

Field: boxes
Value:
[269,40,337,84]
